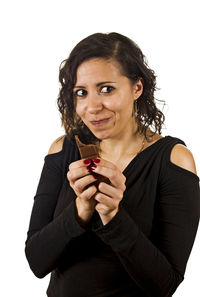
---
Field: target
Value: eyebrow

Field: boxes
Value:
[74,81,116,89]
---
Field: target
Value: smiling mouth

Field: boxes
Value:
[90,118,110,126]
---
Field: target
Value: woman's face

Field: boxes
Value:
[74,58,143,140]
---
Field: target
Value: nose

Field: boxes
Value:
[87,92,103,114]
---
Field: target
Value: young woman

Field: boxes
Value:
[25,32,200,297]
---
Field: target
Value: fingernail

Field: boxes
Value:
[83,159,91,165]
[88,165,97,171]
[93,158,100,163]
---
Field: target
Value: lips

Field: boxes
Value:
[90,118,110,126]
[90,117,110,122]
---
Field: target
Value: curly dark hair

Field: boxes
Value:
[57,32,165,144]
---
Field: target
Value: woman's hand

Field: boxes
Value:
[66,159,98,226]
[92,158,126,225]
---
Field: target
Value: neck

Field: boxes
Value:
[99,122,145,160]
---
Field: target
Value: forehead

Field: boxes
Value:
[75,58,123,84]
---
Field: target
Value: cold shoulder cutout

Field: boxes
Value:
[170,143,197,176]
[47,135,66,156]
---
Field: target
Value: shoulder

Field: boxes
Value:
[47,135,66,155]
[170,143,197,175]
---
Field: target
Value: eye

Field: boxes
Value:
[100,86,115,94]
[74,89,87,97]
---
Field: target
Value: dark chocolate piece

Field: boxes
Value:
[75,135,99,159]
[75,135,110,186]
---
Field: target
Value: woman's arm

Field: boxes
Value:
[25,137,87,278]
[91,145,200,297]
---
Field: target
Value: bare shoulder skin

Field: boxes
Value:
[47,135,66,155]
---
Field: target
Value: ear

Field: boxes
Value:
[132,78,143,100]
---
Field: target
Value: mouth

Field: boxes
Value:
[90,118,110,126]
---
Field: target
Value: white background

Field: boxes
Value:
[0,0,199,296]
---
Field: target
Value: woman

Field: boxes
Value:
[25,32,200,297]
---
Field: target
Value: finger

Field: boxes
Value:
[95,203,110,214]
[98,182,125,201]
[67,166,91,183]
[79,184,97,201]
[74,174,97,193]
[91,165,126,188]
[92,158,117,170]
[68,158,92,170]
[93,158,126,186]
[94,192,117,210]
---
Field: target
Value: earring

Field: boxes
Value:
[134,100,138,117]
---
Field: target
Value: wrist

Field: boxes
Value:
[100,208,119,225]
[75,198,94,227]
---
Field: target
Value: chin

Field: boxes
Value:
[91,130,113,140]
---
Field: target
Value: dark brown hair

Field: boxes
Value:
[57,32,165,143]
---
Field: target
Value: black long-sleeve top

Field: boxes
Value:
[25,135,200,297]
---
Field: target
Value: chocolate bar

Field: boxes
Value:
[75,135,110,186]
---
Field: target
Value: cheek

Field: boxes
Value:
[104,96,131,112]
[75,102,85,117]
[103,98,122,111]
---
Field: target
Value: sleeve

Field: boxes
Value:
[25,154,87,278]
[91,149,200,297]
